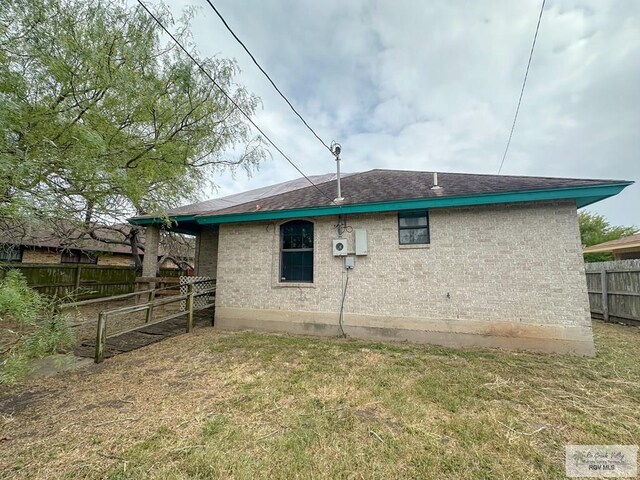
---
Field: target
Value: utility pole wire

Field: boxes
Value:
[203,0,336,157]
[497,0,546,174]
[135,0,335,203]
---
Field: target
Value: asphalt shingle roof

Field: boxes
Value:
[163,169,627,219]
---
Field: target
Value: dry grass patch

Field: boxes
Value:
[0,320,638,479]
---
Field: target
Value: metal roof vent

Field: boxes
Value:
[431,172,443,191]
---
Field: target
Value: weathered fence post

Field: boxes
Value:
[600,267,609,322]
[74,265,82,291]
[95,312,107,363]
[586,260,640,326]
[145,289,155,323]
[186,283,194,333]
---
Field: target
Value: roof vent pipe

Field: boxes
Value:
[431,172,443,191]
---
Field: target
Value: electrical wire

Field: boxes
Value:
[497,0,546,174]
[203,0,336,157]
[136,0,335,203]
[338,267,349,337]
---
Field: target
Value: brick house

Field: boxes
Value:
[130,170,632,355]
[583,233,640,260]
[0,223,193,269]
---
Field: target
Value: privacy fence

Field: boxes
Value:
[0,263,184,299]
[585,260,640,327]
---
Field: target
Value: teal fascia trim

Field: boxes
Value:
[127,214,201,235]
[128,214,196,226]
[576,195,611,209]
[169,226,199,236]
[194,183,631,226]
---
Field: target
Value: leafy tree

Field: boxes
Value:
[578,211,638,262]
[0,0,265,263]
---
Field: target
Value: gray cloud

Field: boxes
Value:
[165,0,639,227]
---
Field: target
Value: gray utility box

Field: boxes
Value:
[332,238,348,256]
[354,229,368,255]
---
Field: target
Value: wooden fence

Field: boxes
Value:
[89,279,215,363]
[0,263,184,299]
[585,260,640,327]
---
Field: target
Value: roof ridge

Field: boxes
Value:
[367,168,629,183]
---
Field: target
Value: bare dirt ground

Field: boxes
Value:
[0,321,638,479]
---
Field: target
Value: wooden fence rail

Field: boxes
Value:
[585,260,640,327]
[94,281,215,363]
[0,263,184,299]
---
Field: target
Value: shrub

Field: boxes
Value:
[0,353,31,385]
[0,269,44,324]
[22,314,76,358]
[0,270,75,384]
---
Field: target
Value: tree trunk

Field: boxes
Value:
[129,227,143,270]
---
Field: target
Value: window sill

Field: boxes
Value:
[273,282,316,288]
[398,244,431,250]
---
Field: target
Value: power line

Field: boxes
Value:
[497,0,546,174]
[203,0,336,157]
[135,0,335,203]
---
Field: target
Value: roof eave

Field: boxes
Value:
[129,182,632,232]
[583,243,640,254]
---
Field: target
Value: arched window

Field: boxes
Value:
[280,220,314,283]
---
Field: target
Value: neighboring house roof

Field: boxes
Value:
[1,221,193,258]
[1,222,132,254]
[583,234,640,254]
[129,169,632,234]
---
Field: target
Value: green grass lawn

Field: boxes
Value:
[1,321,638,479]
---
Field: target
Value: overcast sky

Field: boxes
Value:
[162,0,639,227]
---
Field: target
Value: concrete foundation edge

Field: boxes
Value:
[214,307,596,356]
